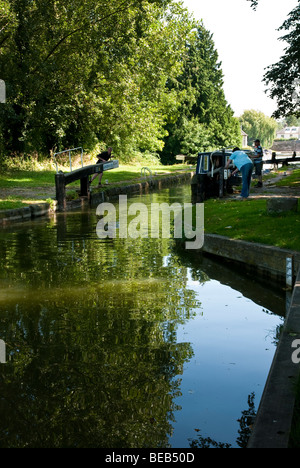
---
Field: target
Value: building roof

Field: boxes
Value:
[277,127,300,133]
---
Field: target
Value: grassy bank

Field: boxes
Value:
[276,168,300,188]
[203,198,300,252]
[0,163,191,188]
[0,162,191,209]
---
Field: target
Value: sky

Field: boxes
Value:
[181,0,299,118]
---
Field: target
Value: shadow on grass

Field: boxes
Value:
[0,170,56,188]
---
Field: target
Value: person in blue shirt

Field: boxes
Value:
[225,147,254,199]
[253,139,263,188]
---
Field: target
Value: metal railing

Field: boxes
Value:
[54,147,84,173]
[141,167,152,178]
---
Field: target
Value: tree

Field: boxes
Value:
[0,0,15,37]
[239,110,277,147]
[263,2,300,118]
[161,23,241,162]
[286,115,300,126]
[246,0,258,9]
[247,0,300,119]
[95,1,194,159]
[0,0,193,158]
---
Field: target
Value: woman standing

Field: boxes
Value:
[225,148,254,200]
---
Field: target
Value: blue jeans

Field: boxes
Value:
[240,163,253,198]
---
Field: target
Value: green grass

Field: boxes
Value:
[0,163,190,188]
[0,195,44,210]
[97,163,191,184]
[275,168,300,188]
[203,198,300,251]
[0,170,55,188]
[0,163,190,210]
[0,199,25,210]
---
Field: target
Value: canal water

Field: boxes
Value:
[0,184,285,448]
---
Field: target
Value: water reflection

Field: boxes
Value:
[189,392,256,448]
[0,186,285,448]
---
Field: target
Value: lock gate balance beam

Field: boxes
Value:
[55,160,119,211]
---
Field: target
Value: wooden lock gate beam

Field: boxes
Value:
[55,160,119,211]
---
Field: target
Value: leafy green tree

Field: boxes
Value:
[239,109,277,147]
[162,23,241,162]
[0,0,193,160]
[263,2,300,118]
[95,1,194,159]
[0,0,15,38]
[247,0,300,119]
[0,0,242,162]
[279,115,300,127]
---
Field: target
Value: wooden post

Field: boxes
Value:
[191,174,205,204]
[219,168,224,198]
[80,176,89,197]
[55,172,66,211]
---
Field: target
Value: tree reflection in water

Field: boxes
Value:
[0,210,201,448]
[0,188,284,448]
[189,393,256,449]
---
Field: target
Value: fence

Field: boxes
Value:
[54,147,84,173]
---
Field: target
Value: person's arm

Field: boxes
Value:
[226,158,236,176]
[253,146,263,160]
[225,159,239,176]
[225,158,232,169]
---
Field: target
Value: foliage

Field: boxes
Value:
[247,0,300,118]
[188,392,257,448]
[239,109,277,147]
[162,24,241,163]
[0,0,190,158]
[0,0,16,36]
[236,392,256,448]
[189,431,232,449]
[263,2,300,118]
[0,0,241,164]
[280,115,300,127]
[246,0,258,9]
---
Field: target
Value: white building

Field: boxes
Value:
[241,128,248,147]
[276,126,300,140]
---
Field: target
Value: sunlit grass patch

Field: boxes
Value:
[203,198,300,251]
[0,170,55,188]
[0,197,27,210]
[275,168,300,188]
